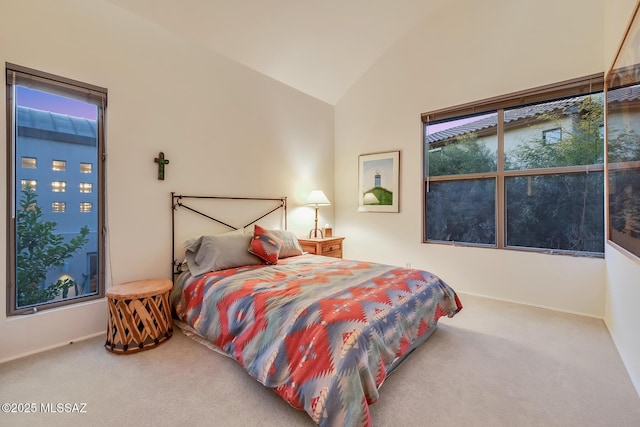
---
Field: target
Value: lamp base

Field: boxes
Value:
[308,228,325,238]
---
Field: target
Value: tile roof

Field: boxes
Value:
[606,84,640,103]
[425,94,613,145]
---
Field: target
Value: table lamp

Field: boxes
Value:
[306,190,331,238]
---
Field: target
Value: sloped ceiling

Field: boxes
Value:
[105,0,446,105]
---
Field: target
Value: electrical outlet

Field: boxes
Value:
[405,262,411,269]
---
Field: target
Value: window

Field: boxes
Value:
[79,182,92,193]
[423,74,604,255]
[607,83,640,257]
[22,157,36,168]
[543,128,562,144]
[51,202,66,213]
[606,6,640,259]
[52,160,66,171]
[51,181,66,192]
[80,162,92,173]
[6,63,107,315]
[20,180,37,191]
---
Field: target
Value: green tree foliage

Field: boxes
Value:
[427,179,496,244]
[505,173,604,252]
[508,96,604,169]
[428,133,496,176]
[608,127,640,163]
[16,188,89,307]
[505,97,605,252]
[609,169,640,256]
[606,94,640,257]
[426,132,497,244]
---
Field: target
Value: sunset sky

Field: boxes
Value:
[16,86,97,120]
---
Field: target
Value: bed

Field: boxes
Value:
[170,194,462,427]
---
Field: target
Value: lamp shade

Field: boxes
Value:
[306,190,331,206]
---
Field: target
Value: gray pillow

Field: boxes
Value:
[266,229,304,258]
[184,233,263,276]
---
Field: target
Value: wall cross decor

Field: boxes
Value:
[154,152,170,180]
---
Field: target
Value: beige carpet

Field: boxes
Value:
[1,294,639,427]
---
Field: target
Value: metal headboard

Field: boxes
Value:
[171,192,287,277]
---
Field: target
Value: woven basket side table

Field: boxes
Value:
[105,278,173,354]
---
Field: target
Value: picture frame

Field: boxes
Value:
[358,150,400,212]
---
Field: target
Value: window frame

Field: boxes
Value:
[80,162,92,173]
[422,73,605,256]
[51,201,66,213]
[52,159,66,171]
[542,127,562,144]
[21,157,36,168]
[20,179,36,191]
[6,63,107,315]
[79,182,93,193]
[79,202,93,213]
[51,180,67,192]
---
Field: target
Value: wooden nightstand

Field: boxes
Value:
[298,236,344,258]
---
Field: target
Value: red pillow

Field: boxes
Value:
[248,225,283,265]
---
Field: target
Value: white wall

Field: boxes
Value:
[603,0,640,397]
[605,246,640,395]
[0,0,334,362]
[334,0,607,317]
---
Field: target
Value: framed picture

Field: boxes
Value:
[358,150,400,212]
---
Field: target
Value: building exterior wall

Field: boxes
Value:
[15,110,99,301]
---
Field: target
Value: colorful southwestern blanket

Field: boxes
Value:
[171,254,462,427]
